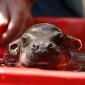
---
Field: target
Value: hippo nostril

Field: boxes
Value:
[33,44,36,48]
[47,43,53,49]
[33,44,39,49]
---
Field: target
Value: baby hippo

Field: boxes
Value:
[9,23,82,69]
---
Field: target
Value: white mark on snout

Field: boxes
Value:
[20,52,29,65]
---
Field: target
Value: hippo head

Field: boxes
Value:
[9,23,82,69]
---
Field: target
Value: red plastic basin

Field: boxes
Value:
[0,17,85,85]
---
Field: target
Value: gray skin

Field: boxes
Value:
[9,23,82,69]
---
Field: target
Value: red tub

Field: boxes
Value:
[0,17,85,85]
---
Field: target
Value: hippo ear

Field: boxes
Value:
[64,35,82,50]
[9,39,21,56]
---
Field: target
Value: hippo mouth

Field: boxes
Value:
[28,60,54,69]
[35,61,50,66]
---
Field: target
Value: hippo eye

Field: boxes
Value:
[21,37,30,47]
[22,38,27,44]
[10,44,18,50]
